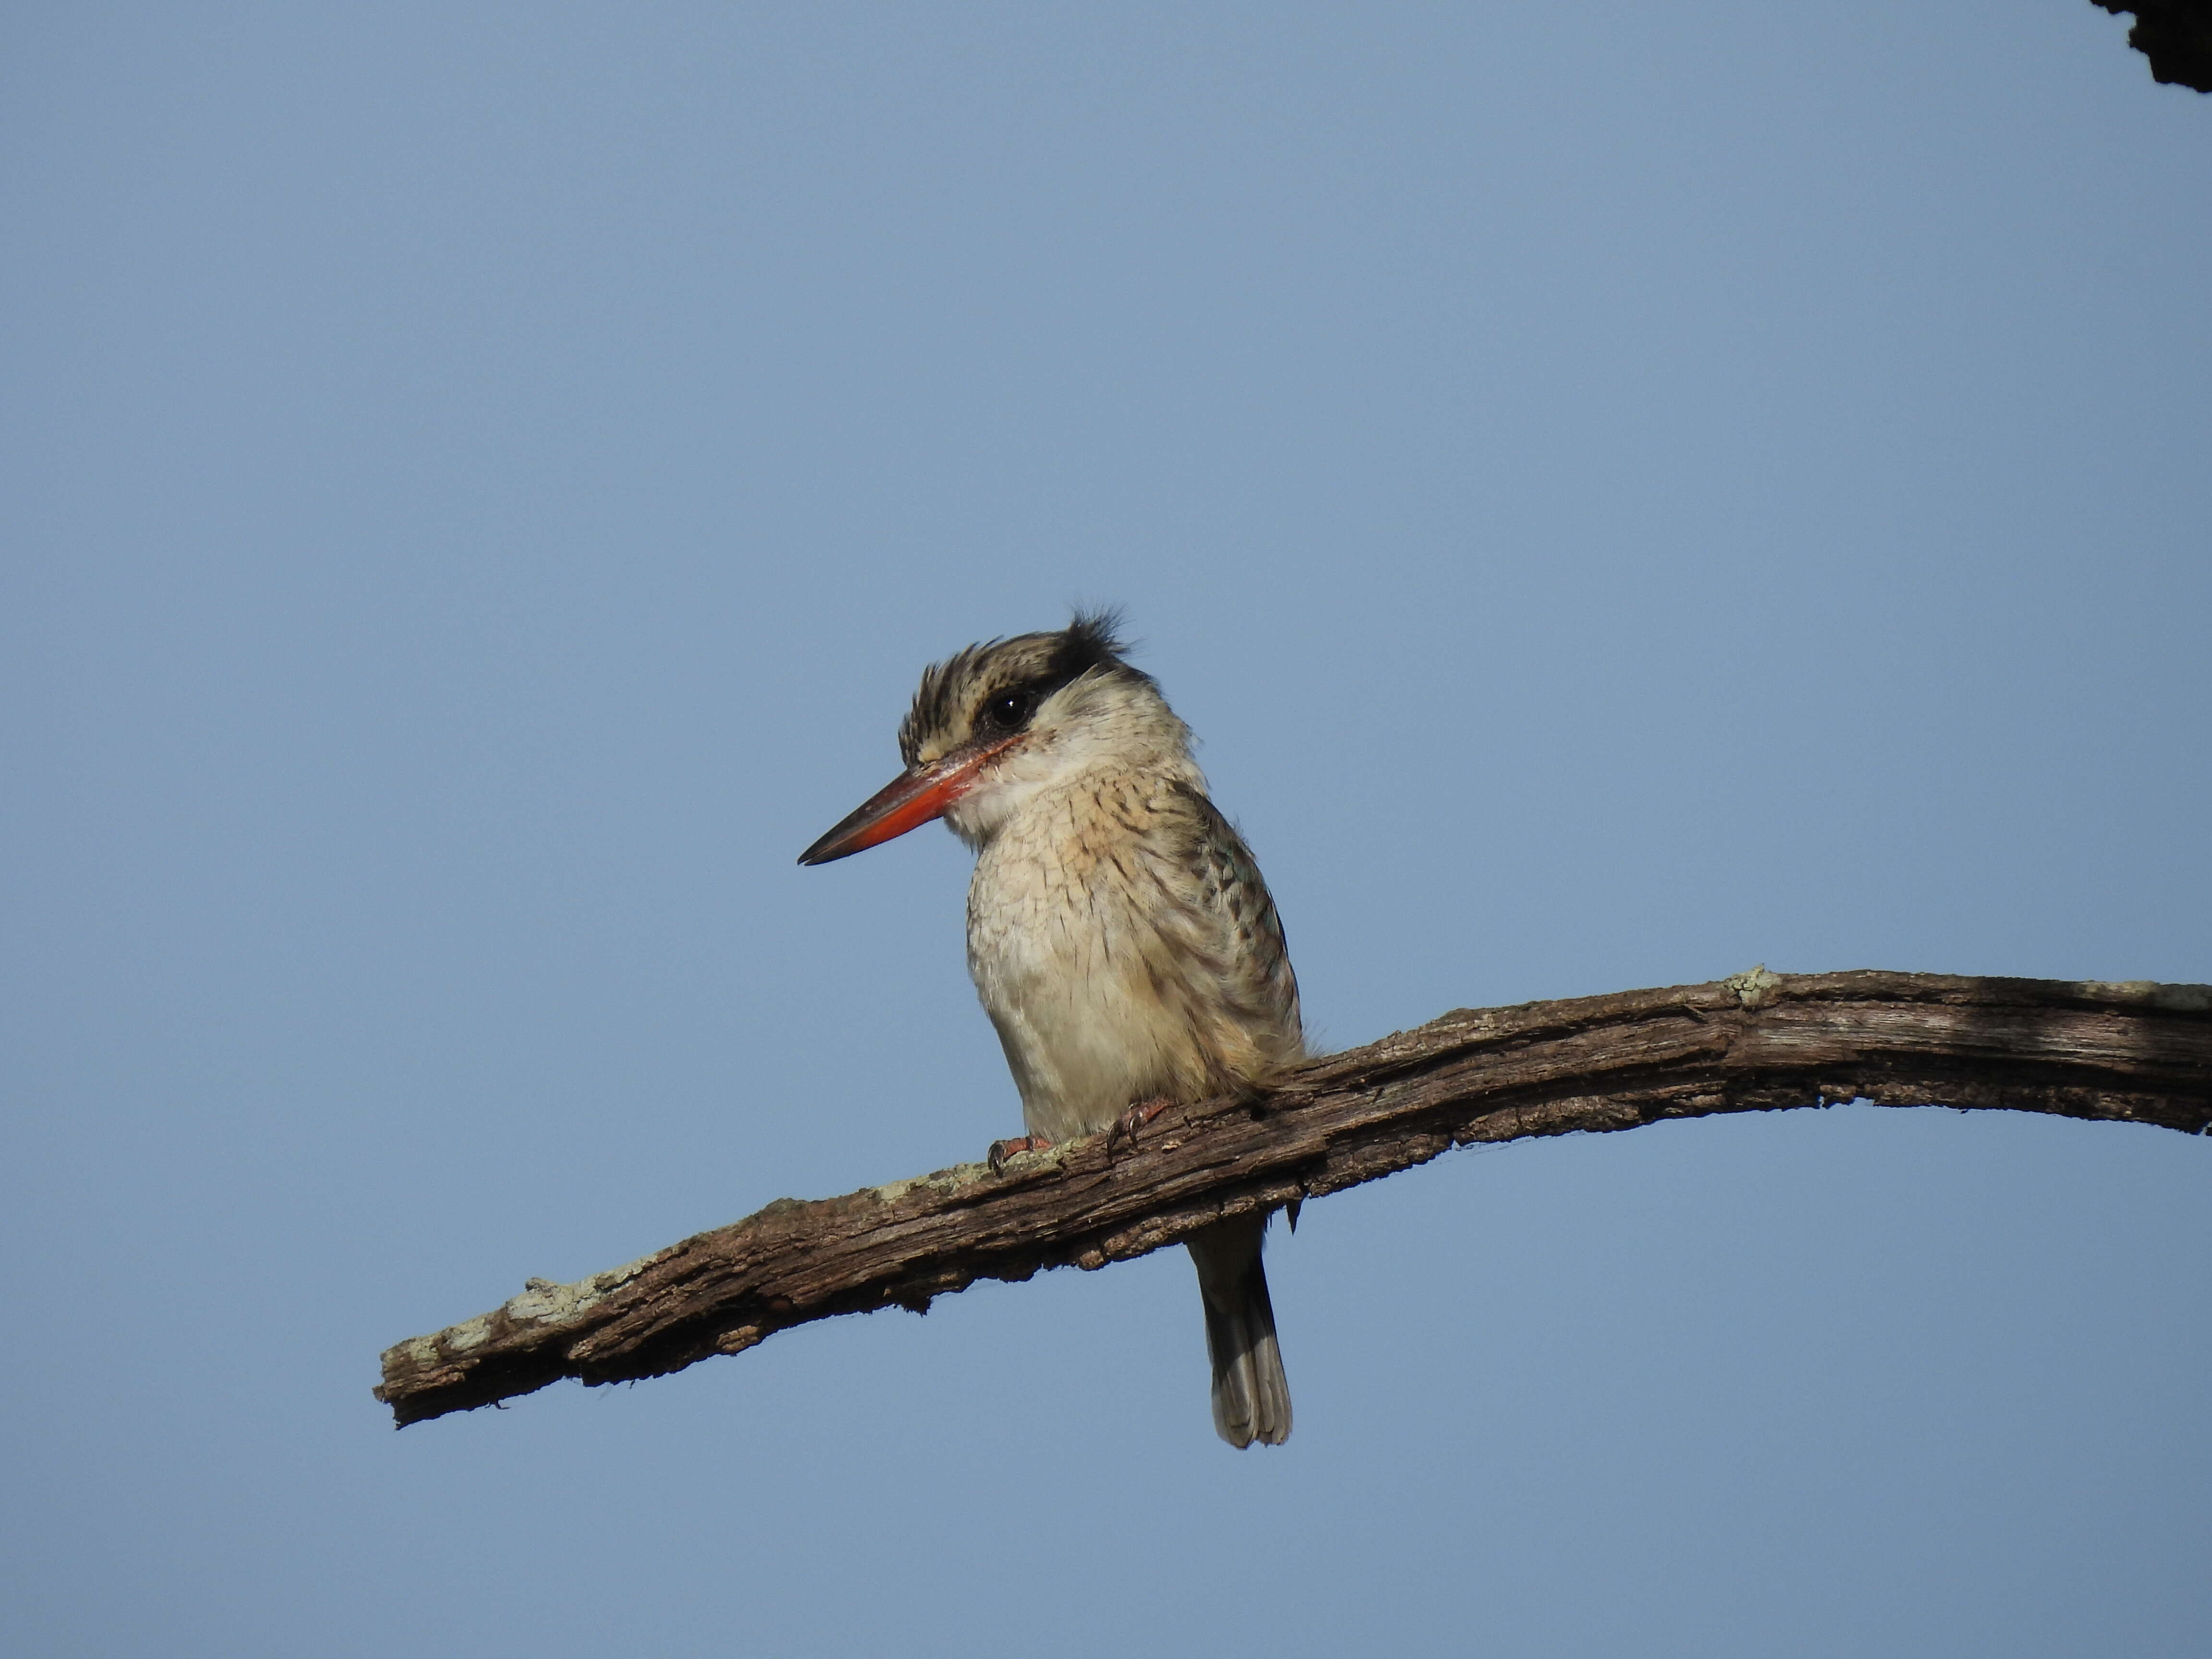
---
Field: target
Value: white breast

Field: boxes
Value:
[965,784,1199,1144]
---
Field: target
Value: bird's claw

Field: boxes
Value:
[1106,1098,1173,1156]
[987,1134,1051,1175]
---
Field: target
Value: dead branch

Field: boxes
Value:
[377,968,2212,1427]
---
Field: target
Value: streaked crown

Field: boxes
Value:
[898,610,1154,768]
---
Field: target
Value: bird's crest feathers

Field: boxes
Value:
[898,609,1152,767]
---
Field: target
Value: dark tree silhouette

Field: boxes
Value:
[2095,0,2212,89]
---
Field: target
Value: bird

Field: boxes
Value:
[798,611,1302,1447]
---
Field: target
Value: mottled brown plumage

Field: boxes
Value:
[801,612,1302,1446]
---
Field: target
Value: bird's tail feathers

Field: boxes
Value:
[1187,1212,1292,1449]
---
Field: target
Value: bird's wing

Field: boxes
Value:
[1161,781,1305,1076]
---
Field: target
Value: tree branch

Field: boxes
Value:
[376,968,2212,1427]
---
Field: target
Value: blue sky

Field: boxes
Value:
[6,4,2209,1654]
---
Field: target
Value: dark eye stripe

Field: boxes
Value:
[979,683,1045,733]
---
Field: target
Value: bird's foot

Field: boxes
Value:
[1106,1097,1174,1155]
[987,1133,1053,1175]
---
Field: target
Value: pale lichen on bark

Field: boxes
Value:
[377,968,2212,1428]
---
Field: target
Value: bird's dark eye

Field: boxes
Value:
[982,688,1037,733]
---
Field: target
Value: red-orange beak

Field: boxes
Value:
[797,736,1021,866]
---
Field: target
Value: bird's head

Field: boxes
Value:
[798,610,1193,865]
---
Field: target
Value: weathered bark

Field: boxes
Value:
[377,968,2212,1427]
